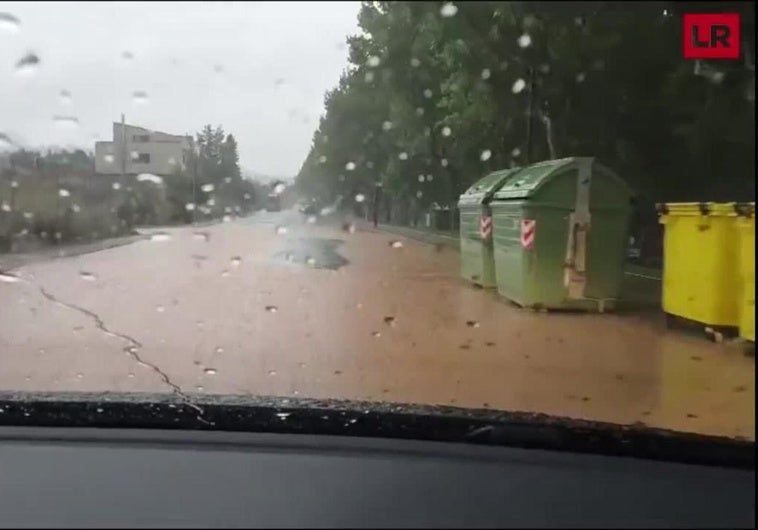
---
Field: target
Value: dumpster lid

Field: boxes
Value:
[490,157,629,200]
[491,157,589,200]
[458,167,523,206]
[656,202,742,217]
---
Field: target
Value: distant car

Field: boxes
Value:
[265,194,282,212]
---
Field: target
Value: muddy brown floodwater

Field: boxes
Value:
[1,210,754,440]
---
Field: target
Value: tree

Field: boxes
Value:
[297,0,755,222]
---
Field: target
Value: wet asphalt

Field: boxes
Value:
[0,207,754,440]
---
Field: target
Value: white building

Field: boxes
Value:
[95,122,193,176]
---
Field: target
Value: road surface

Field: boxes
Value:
[1,208,754,440]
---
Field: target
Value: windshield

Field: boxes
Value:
[1,1,754,443]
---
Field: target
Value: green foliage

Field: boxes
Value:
[296,1,755,215]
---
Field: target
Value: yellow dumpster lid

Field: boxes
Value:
[656,202,741,217]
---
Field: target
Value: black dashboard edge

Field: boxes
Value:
[1,391,754,470]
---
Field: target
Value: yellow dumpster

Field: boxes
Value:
[658,202,740,328]
[735,203,755,343]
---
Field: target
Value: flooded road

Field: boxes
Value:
[1,208,754,440]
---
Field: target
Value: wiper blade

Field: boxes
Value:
[1,391,753,470]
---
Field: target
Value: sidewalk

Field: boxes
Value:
[362,222,459,248]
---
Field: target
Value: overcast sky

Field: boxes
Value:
[0,1,360,177]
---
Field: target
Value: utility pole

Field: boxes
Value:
[525,66,536,165]
[120,113,126,188]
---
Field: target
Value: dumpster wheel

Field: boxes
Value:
[665,313,739,342]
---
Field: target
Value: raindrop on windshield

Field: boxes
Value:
[415,107,424,116]
[441,158,448,167]
[389,240,403,249]
[276,412,290,420]
[53,116,79,128]
[127,372,135,378]
[213,64,224,73]
[214,346,224,353]
[398,152,408,160]
[185,203,196,211]
[318,155,327,163]
[201,183,215,192]
[440,2,458,17]
[364,71,375,83]
[306,256,317,267]
[122,51,134,60]
[156,305,165,313]
[576,72,586,83]
[512,147,522,157]
[418,175,425,182]
[0,12,21,33]
[416,190,423,198]
[111,182,121,190]
[512,79,526,94]
[367,56,381,67]
[345,161,356,171]
[441,126,452,137]
[59,89,72,104]
[137,173,163,184]
[275,225,288,235]
[103,154,115,164]
[0,272,22,283]
[480,149,492,162]
[203,367,217,376]
[132,90,149,104]
[76,373,84,379]
[466,320,480,328]
[79,271,97,282]
[268,369,278,376]
[383,316,396,326]
[410,57,421,67]
[273,183,286,194]
[423,88,433,98]
[306,215,317,224]
[371,331,382,338]
[382,121,393,131]
[0,133,15,150]
[265,305,278,313]
[149,232,171,242]
[481,69,491,80]
[518,33,532,48]
[230,256,242,268]
[355,193,366,203]
[193,231,209,241]
[58,188,70,197]
[15,52,40,75]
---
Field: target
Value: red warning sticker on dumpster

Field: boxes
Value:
[480,215,493,241]
[521,219,536,250]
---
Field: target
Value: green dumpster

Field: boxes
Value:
[457,168,524,288]
[490,157,634,312]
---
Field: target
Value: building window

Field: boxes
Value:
[133,134,150,143]
[135,153,150,163]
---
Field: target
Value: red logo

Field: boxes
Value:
[520,219,536,250]
[683,13,740,59]
[480,215,492,241]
